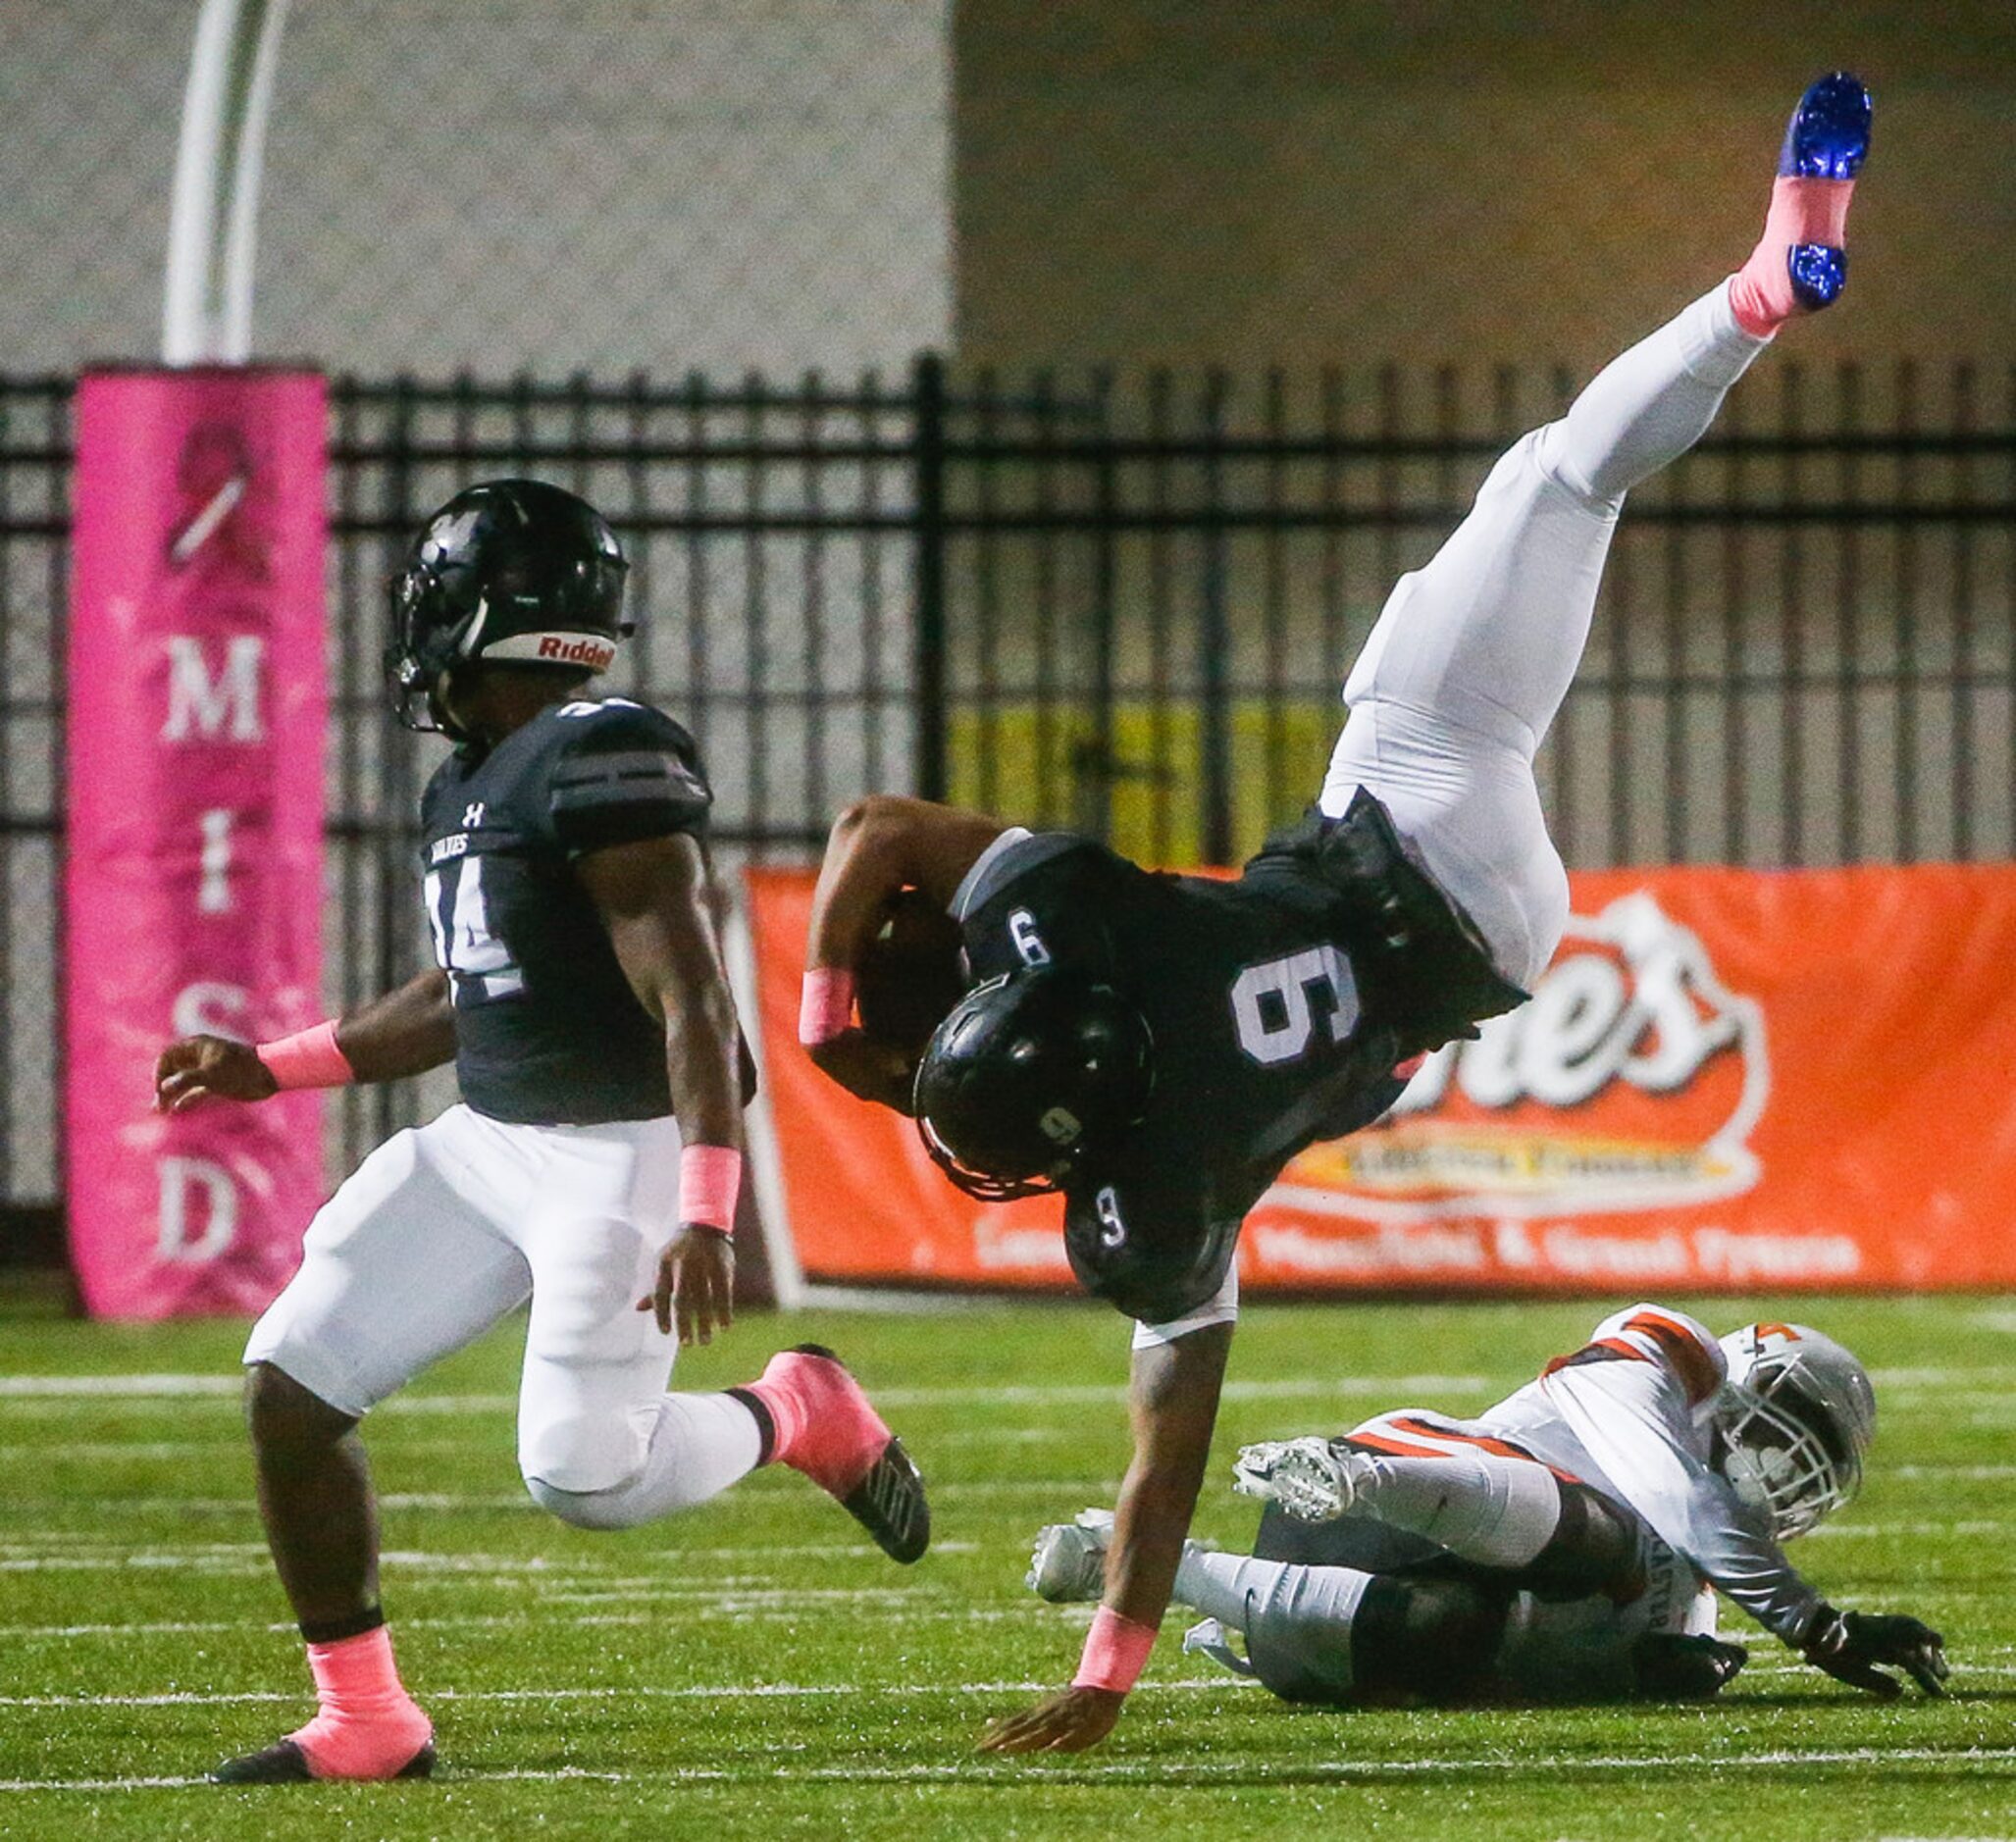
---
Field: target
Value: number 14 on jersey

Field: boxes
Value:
[424,857,524,1002]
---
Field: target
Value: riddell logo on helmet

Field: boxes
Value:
[1277,892,1769,1220]
[536,636,615,669]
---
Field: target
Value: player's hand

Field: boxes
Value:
[153,1035,278,1113]
[1802,1606,1949,1699]
[637,1222,735,1346]
[976,1685,1124,1754]
[807,1030,919,1114]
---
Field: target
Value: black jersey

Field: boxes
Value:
[955,792,1528,1322]
[417,695,711,1125]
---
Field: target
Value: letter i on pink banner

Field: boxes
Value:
[66,369,329,1318]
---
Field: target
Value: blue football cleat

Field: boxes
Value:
[1777,72,1872,311]
[1787,243,1848,310]
[1779,71,1872,181]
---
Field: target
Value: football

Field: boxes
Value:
[855,887,966,1052]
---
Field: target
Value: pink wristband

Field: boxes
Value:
[799,966,856,1046]
[1072,1606,1158,1693]
[255,1019,354,1091]
[678,1144,743,1233]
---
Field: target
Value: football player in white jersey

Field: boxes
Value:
[1027,1308,1947,1706]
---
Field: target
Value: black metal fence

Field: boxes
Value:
[2,360,2012,1217]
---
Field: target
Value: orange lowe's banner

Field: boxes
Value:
[744,864,2016,1296]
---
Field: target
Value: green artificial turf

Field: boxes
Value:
[0,1291,2011,1839]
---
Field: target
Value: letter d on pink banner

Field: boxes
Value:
[67,370,328,1318]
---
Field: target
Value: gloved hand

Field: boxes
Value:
[1802,1605,1949,1699]
[1630,1631,1749,1700]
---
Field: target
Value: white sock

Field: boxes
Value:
[1175,1548,1372,1698]
[524,1392,764,1530]
[1349,1449,1563,1569]
[1536,281,1771,503]
[1174,1548,1304,1628]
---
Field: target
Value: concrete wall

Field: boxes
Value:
[956,2,2014,370]
[1,0,952,377]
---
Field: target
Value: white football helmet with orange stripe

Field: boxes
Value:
[1715,1323,1876,1540]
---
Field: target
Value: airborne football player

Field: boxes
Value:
[154,480,928,1783]
[800,77,1879,1752]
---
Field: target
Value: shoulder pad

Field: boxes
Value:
[1548,1304,1726,1406]
[544,697,711,853]
[956,831,1092,920]
[960,835,1137,979]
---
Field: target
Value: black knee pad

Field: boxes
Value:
[1253,1500,1443,1572]
[1519,1480,1644,1602]
[1349,1575,1511,1703]
[1244,1624,1358,1707]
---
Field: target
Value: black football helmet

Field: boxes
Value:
[386,479,631,738]
[912,968,1154,1201]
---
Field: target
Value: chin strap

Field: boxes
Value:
[915,1113,1062,1202]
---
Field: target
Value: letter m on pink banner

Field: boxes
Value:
[66,370,328,1318]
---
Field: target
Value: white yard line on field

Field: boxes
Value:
[625,1743,2016,1782]
[0,1678,1241,1711]
[1805,1520,2014,1540]
[0,1494,543,1514]
[11,1439,2016,1474]
[0,1539,976,1575]
[5,1604,1042,1640]
[4,1743,2016,1795]
[0,1375,241,1398]
[0,1372,1508,1408]
[0,1443,252,1462]
[8,1481,2004,1528]
[0,1483,1109,1515]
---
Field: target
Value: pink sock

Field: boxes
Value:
[288,1625,433,1780]
[1728,176,1854,335]
[745,1349,891,1498]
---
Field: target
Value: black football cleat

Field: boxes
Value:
[841,1431,932,1565]
[211,1736,437,1784]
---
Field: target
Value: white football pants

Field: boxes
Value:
[1319,281,1770,987]
[1174,1544,1713,1704]
[245,1104,761,1519]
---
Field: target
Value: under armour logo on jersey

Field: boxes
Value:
[462,802,486,829]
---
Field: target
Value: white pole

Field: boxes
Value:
[720,888,808,1309]
[163,0,292,364]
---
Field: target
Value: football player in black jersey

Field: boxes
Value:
[153,479,928,1783]
[800,77,1872,1753]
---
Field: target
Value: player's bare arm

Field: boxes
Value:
[153,968,455,1112]
[802,795,1004,1110]
[981,1322,1232,1754]
[578,831,744,1348]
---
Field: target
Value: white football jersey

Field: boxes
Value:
[1480,1303,1824,1644]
